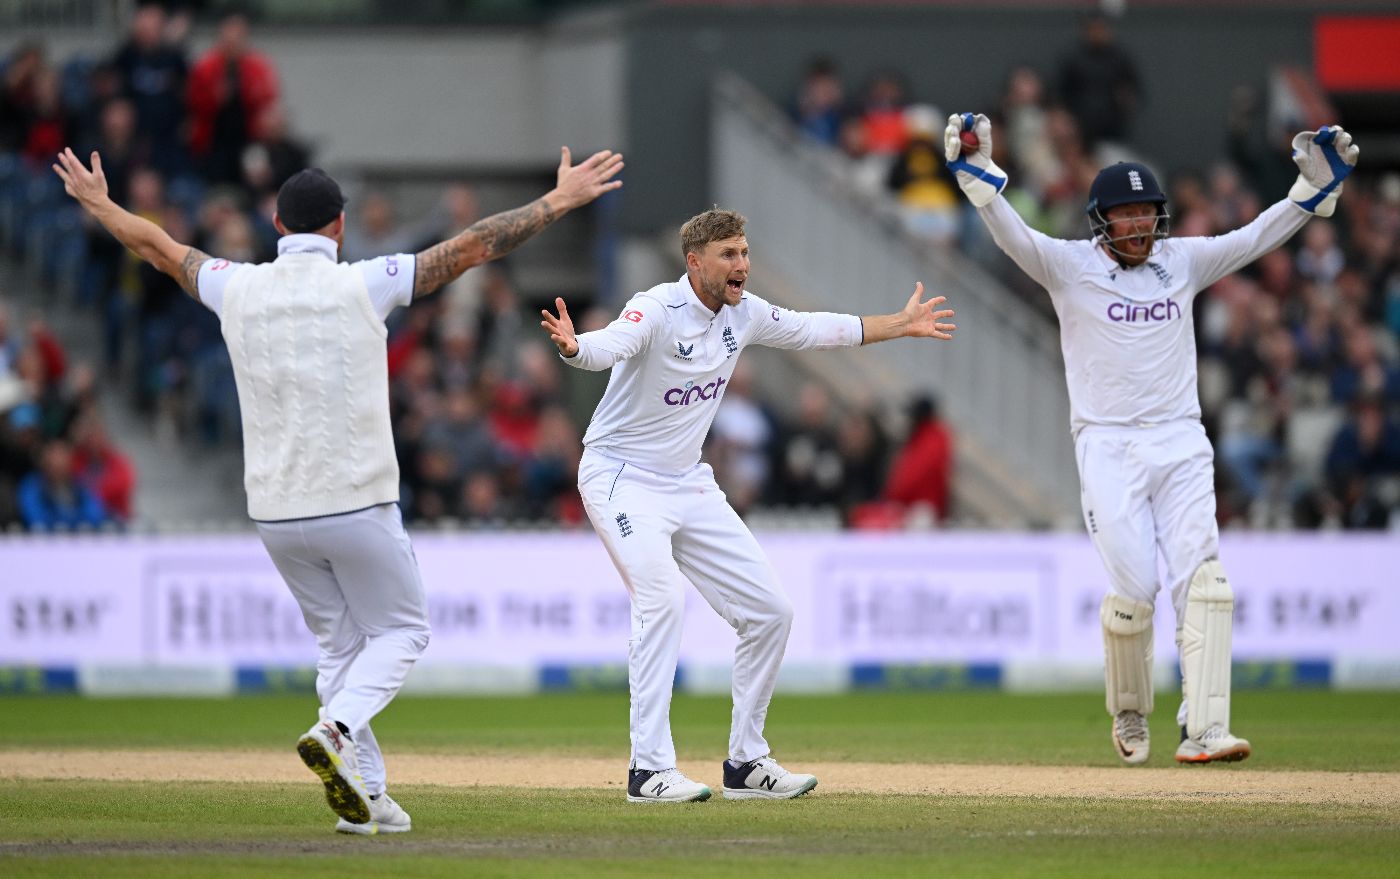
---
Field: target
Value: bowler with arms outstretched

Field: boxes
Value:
[541,209,956,802]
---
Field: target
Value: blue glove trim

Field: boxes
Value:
[961,112,975,131]
[1295,177,1341,213]
[1314,127,1353,183]
[947,157,1006,191]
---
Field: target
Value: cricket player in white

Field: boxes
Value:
[54,145,624,826]
[944,112,1359,764]
[540,209,957,802]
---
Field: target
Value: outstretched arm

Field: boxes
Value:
[413,146,624,298]
[750,283,954,350]
[944,113,1069,290]
[860,282,956,344]
[1186,126,1359,291]
[542,295,660,371]
[53,148,210,300]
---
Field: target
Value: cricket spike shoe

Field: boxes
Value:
[1112,709,1150,765]
[722,756,818,800]
[626,767,712,803]
[1175,724,1252,764]
[297,719,372,825]
[336,792,412,835]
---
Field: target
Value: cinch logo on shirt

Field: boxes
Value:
[663,375,727,406]
[1107,298,1182,323]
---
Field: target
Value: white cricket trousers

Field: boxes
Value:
[578,449,794,771]
[256,503,431,796]
[1076,421,1220,725]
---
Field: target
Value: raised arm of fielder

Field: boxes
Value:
[540,282,955,364]
[55,145,624,304]
[1178,126,1357,289]
[941,114,1077,290]
[412,147,624,298]
[941,113,1360,292]
[53,148,211,300]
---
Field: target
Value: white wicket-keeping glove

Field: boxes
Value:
[944,112,1007,208]
[1289,125,1359,218]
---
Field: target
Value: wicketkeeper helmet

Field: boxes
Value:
[1085,161,1171,252]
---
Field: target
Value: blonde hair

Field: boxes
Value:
[679,208,747,258]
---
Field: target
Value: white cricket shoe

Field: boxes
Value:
[1175,724,1252,764]
[336,792,412,835]
[296,719,372,825]
[1112,710,1150,765]
[626,767,712,803]
[722,756,818,800]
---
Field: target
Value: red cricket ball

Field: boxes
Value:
[960,130,980,152]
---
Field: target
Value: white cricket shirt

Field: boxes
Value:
[564,275,863,474]
[977,197,1310,434]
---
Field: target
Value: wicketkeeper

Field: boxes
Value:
[945,111,1358,764]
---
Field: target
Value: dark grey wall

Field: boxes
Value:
[620,5,1359,235]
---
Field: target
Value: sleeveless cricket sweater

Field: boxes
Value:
[220,253,399,521]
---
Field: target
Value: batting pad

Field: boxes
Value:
[1181,559,1234,737]
[1101,593,1155,716]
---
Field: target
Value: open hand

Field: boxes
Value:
[553,147,625,211]
[540,297,579,357]
[52,148,111,213]
[902,282,956,340]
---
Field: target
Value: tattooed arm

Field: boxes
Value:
[412,145,624,299]
[53,148,211,301]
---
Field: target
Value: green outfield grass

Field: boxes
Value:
[3,691,1397,878]
[3,690,1398,769]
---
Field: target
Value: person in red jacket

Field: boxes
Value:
[70,412,136,522]
[882,395,953,523]
[186,9,279,184]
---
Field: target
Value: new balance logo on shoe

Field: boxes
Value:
[626,768,712,803]
[721,756,818,800]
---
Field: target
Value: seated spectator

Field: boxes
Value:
[833,404,889,524]
[887,105,959,244]
[20,66,70,170]
[1320,395,1400,529]
[1000,66,1057,201]
[245,102,309,193]
[70,412,135,522]
[708,360,775,516]
[791,56,845,147]
[0,403,44,527]
[1296,220,1345,285]
[882,395,952,524]
[523,403,582,523]
[1331,322,1400,405]
[770,382,842,508]
[858,70,910,157]
[1,42,45,153]
[18,439,110,530]
[341,189,441,263]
